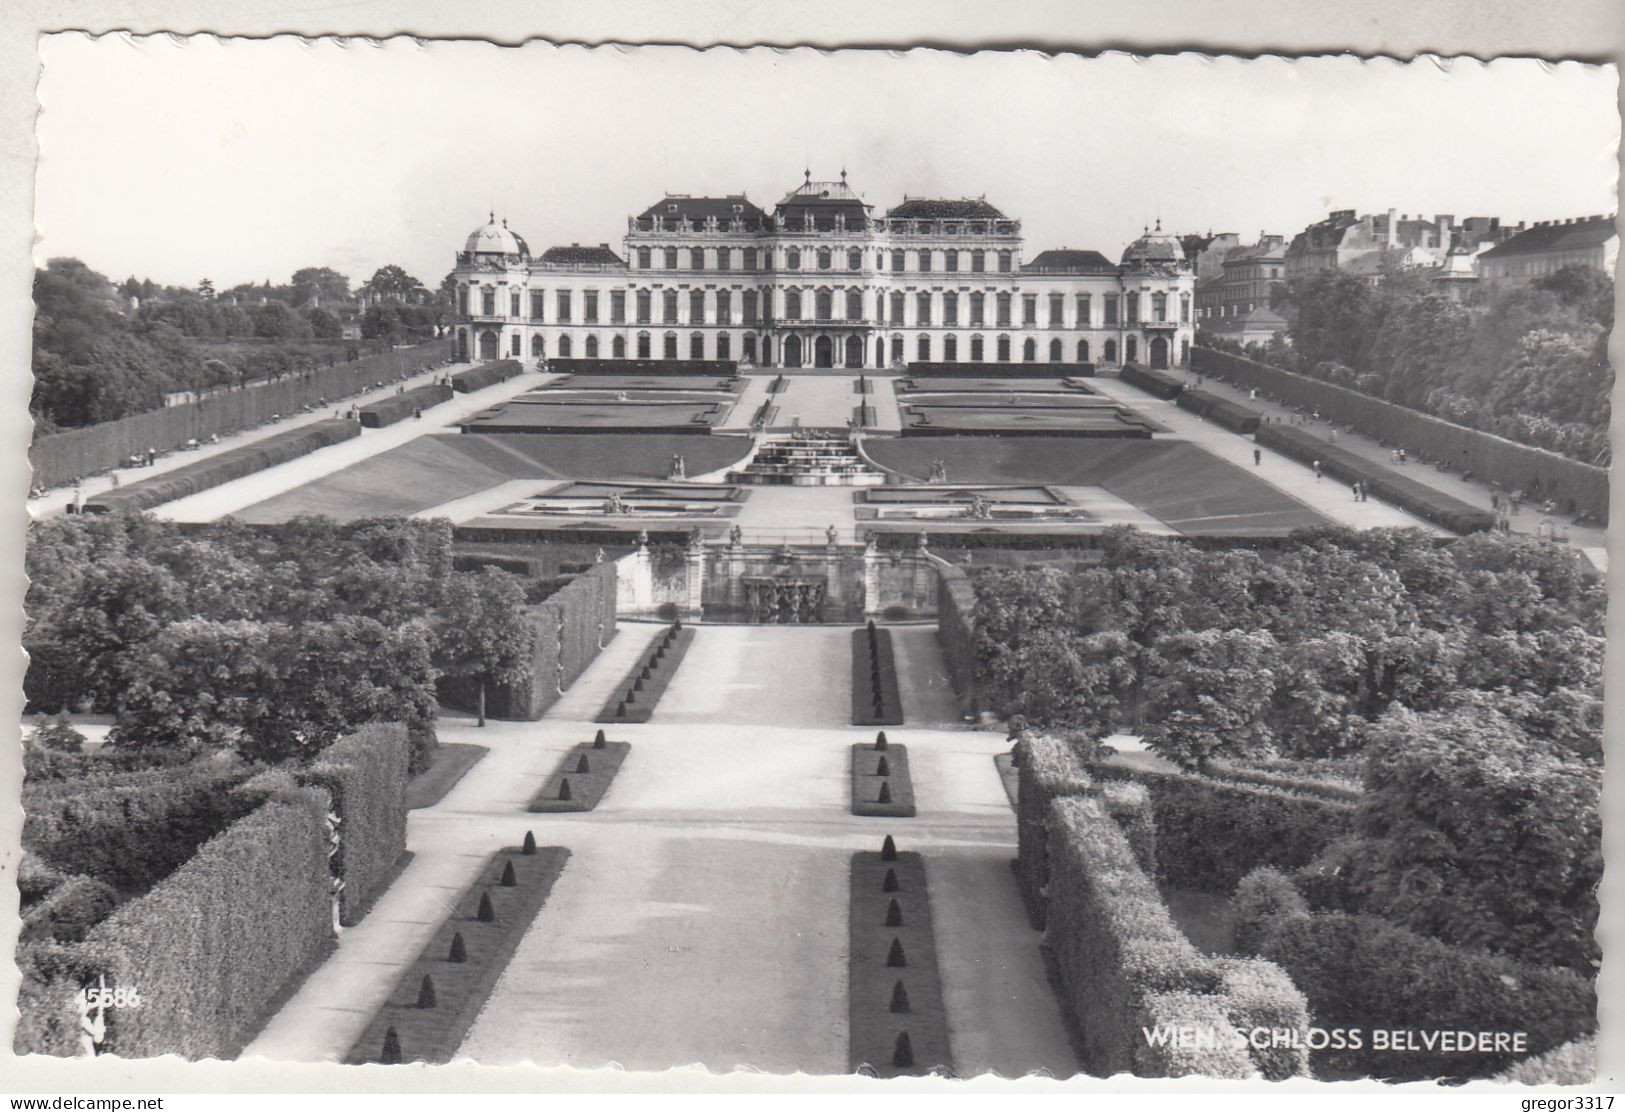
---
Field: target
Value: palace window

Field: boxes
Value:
[1104,338,1117,363]
[481,288,495,316]
[1152,291,1167,322]
[786,289,802,319]
[1048,293,1064,327]
[787,248,801,270]
[744,247,758,271]
[1049,338,1063,362]
[691,332,705,358]
[917,335,931,361]
[1076,294,1091,328]
[510,334,521,356]
[554,291,569,323]
[917,291,932,326]
[998,251,1013,274]
[716,289,731,323]
[690,289,705,323]
[846,289,862,320]
[996,292,1012,327]
[717,248,731,271]
[531,334,544,357]
[613,334,627,358]
[1126,292,1140,324]
[530,291,545,321]
[584,291,599,324]
[847,248,862,270]
[637,331,651,358]
[718,332,731,360]
[944,292,959,326]
[971,250,986,273]
[890,334,904,364]
[890,292,905,326]
[1104,295,1119,325]
[818,248,832,270]
[945,249,959,273]
[970,292,985,326]
[816,290,833,321]
[1024,337,1037,362]
[997,334,1012,361]
[511,291,521,318]
[611,290,626,324]
[891,249,906,271]
[918,250,932,272]
[664,332,679,359]
[944,334,958,360]
[585,335,599,357]
[1180,294,1191,323]
[558,334,572,358]
[637,247,652,269]
[743,334,756,362]
[664,248,678,269]
[1023,294,1037,326]
[970,334,984,361]
[689,248,703,270]
[663,290,679,324]
[1126,335,1138,362]
[1077,338,1089,362]
[744,290,759,324]
[636,290,652,324]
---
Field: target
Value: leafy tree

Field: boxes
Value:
[363,264,423,302]
[196,278,215,299]
[25,713,85,754]
[306,306,342,339]
[1142,628,1278,769]
[251,299,308,339]
[290,266,351,308]
[432,569,535,726]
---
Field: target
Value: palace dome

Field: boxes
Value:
[464,214,530,258]
[1121,220,1186,268]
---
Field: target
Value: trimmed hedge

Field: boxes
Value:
[1236,867,1598,1081]
[545,357,738,376]
[358,383,454,428]
[450,360,522,393]
[1203,758,1362,803]
[14,942,112,1056]
[22,758,261,894]
[85,419,361,513]
[934,565,979,716]
[299,723,410,925]
[595,624,694,724]
[1194,346,1609,523]
[23,744,199,783]
[904,361,1095,378]
[1496,1037,1597,1085]
[1255,423,1496,534]
[1119,363,1186,400]
[1090,762,1356,892]
[20,874,120,944]
[70,777,335,1058]
[1175,387,1262,434]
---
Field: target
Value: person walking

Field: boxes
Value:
[1352,480,1361,501]
[1253,446,1262,467]
[1312,459,1322,480]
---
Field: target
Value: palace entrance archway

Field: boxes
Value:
[1150,336,1170,369]
[845,335,864,368]
[814,335,834,368]
[784,335,803,368]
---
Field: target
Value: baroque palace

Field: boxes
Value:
[452,171,1197,371]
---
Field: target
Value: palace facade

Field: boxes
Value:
[452,172,1197,371]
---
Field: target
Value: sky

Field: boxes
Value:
[32,35,1621,292]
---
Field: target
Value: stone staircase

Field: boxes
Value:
[727,432,886,486]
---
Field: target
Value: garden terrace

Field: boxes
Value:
[84,419,360,513]
[899,376,1100,394]
[529,733,632,812]
[358,382,454,427]
[345,842,570,1066]
[458,399,728,435]
[849,844,951,1077]
[544,357,739,376]
[850,734,915,817]
[596,622,695,723]
[852,625,904,725]
[903,360,1095,378]
[899,401,1155,438]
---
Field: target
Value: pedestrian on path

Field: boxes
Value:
[1253,447,1262,467]
[1352,480,1361,501]
[1312,460,1322,480]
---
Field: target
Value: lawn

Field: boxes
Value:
[405,743,490,810]
[528,738,632,812]
[850,740,916,818]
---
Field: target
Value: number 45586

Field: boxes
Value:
[80,986,141,1008]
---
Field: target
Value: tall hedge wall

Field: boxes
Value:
[85,419,360,514]
[357,382,455,428]
[1090,762,1356,892]
[31,339,450,490]
[1118,363,1186,400]
[80,779,334,1059]
[1044,795,1308,1079]
[934,564,979,713]
[298,723,410,925]
[1194,346,1608,522]
[1235,869,1597,1082]
[1175,387,1262,434]
[451,359,522,393]
[1255,423,1496,534]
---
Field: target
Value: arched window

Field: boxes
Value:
[787,248,801,270]
[944,334,958,360]
[716,289,731,323]
[817,248,832,270]
[786,289,802,319]
[1076,338,1089,363]
[1104,338,1117,364]
[743,334,756,362]
[663,290,679,324]
[1152,291,1167,322]
[691,247,705,270]
[891,249,906,272]
[717,333,731,360]
[637,331,651,358]
[970,335,985,361]
[917,335,931,361]
[997,334,1012,362]
[944,292,959,325]
[531,334,545,357]
[846,289,862,320]
[1126,335,1138,363]
[816,290,833,321]
[558,334,572,358]
[890,292,905,326]
[890,334,904,364]
[585,335,599,357]
[847,248,862,270]
[510,334,521,356]
[1023,338,1037,362]
[1049,338,1062,362]
[690,332,705,359]
[916,292,932,326]
[613,334,627,358]
[690,289,705,323]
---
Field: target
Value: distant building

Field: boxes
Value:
[1195,234,1289,346]
[1477,215,1618,284]
[1179,232,1243,281]
[1284,208,1523,282]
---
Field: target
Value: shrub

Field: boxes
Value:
[1136,992,1255,1078]
[450,360,521,393]
[1120,363,1186,400]
[23,744,199,783]
[1090,763,1356,892]
[1213,957,1311,1079]
[1496,1037,1596,1085]
[26,713,85,753]
[86,419,360,513]
[21,757,261,893]
[19,853,69,907]
[20,874,120,943]
[357,383,454,428]
[1176,387,1262,434]
[298,722,410,924]
[80,784,334,1058]
[1231,867,1309,956]
[13,942,112,1056]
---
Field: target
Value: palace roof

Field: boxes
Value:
[539,244,627,267]
[886,197,1007,220]
[636,195,769,225]
[1022,248,1116,274]
[1479,215,1617,258]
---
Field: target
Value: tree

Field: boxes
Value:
[290,266,351,309]
[251,299,308,339]
[432,569,535,727]
[196,278,215,299]
[306,306,342,339]
[363,264,423,302]
[1142,628,1278,769]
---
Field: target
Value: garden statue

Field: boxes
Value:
[636,528,649,548]
[594,547,605,563]
[826,523,839,547]
[916,531,929,552]
[605,491,630,515]
[669,453,686,480]
[729,524,743,547]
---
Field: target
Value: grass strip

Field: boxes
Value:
[595,623,696,724]
[851,624,904,726]
[850,740,916,818]
[529,738,631,812]
[849,847,952,1078]
[405,744,489,810]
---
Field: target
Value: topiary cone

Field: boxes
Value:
[892,1031,914,1068]
[500,860,517,887]
[882,868,899,893]
[448,932,468,962]
[615,702,626,718]
[889,980,912,1014]
[876,755,890,777]
[417,973,437,1009]
[881,835,897,861]
[576,753,591,774]
[522,831,537,855]
[559,778,573,801]
[886,937,907,967]
[633,677,644,692]
[593,729,606,749]
[875,731,888,750]
[878,782,892,804]
[380,1026,402,1064]
[626,688,636,703]
[477,891,495,922]
[885,898,903,927]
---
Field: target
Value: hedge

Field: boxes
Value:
[85,419,361,514]
[545,357,738,376]
[82,777,335,1058]
[1496,1037,1596,1085]
[1194,346,1609,523]
[22,758,261,894]
[1235,868,1597,1082]
[357,382,454,428]
[450,360,522,393]
[298,723,410,925]
[1090,762,1357,892]
[23,744,199,783]
[903,361,1096,378]
[1043,795,1306,1079]
[20,874,120,944]
[29,339,450,490]
[1118,363,1186,400]
[934,564,979,715]
[1175,387,1262,434]
[1255,423,1496,534]
[13,941,112,1056]
[1203,758,1363,804]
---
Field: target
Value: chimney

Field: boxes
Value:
[1387,208,1398,248]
